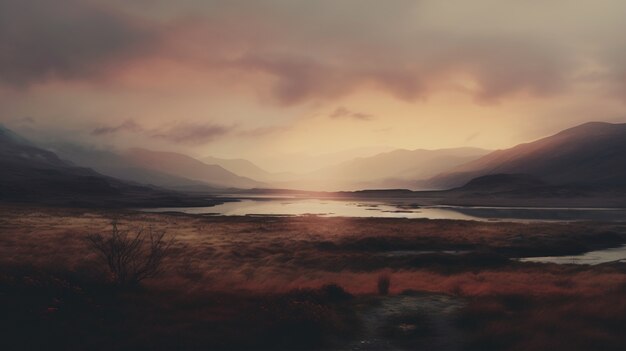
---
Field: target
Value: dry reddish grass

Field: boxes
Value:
[1,205,626,350]
[458,289,626,351]
[1,205,624,296]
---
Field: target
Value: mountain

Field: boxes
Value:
[455,174,547,193]
[200,156,294,182]
[322,147,490,180]
[124,148,263,189]
[0,126,207,206]
[51,143,218,191]
[275,147,490,191]
[426,122,626,189]
[0,125,70,169]
[257,146,396,174]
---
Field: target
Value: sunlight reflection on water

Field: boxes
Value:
[519,245,626,265]
[142,198,626,222]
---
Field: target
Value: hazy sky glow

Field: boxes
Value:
[2,0,626,171]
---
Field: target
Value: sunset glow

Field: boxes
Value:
[3,2,626,350]
[2,0,626,173]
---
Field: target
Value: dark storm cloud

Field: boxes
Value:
[2,0,626,107]
[232,53,428,105]
[0,0,581,103]
[455,38,568,102]
[204,9,570,106]
[0,0,157,87]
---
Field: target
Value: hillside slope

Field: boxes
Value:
[0,126,211,206]
[426,122,626,189]
[125,148,263,189]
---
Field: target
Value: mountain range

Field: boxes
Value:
[50,143,213,190]
[51,145,265,190]
[2,121,626,205]
[52,142,492,192]
[0,126,209,206]
[123,148,263,189]
[424,122,626,190]
[201,156,294,183]
[286,147,490,191]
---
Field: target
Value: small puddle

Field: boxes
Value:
[518,244,626,265]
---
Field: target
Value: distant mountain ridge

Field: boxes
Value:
[325,147,489,180]
[125,148,263,189]
[51,143,218,191]
[425,122,626,189]
[5,121,626,199]
[0,126,203,206]
[201,155,294,182]
[272,147,490,191]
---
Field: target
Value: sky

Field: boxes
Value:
[1,0,626,172]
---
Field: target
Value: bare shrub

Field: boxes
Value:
[86,221,174,286]
[377,273,391,295]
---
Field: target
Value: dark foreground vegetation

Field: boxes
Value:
[0,265,359,350]
[1,205,626,350]
[459,290,626,351]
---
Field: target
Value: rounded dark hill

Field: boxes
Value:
[425,122,626,190]
[458,174,547,193]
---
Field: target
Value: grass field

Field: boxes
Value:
[1,205,625,350]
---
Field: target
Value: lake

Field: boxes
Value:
[142,198,626,222]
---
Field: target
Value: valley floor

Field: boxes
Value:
[1,205,626,350]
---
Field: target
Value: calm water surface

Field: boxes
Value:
[142,198,626,265]
[143,198,626,222]
[519,245,626,265]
